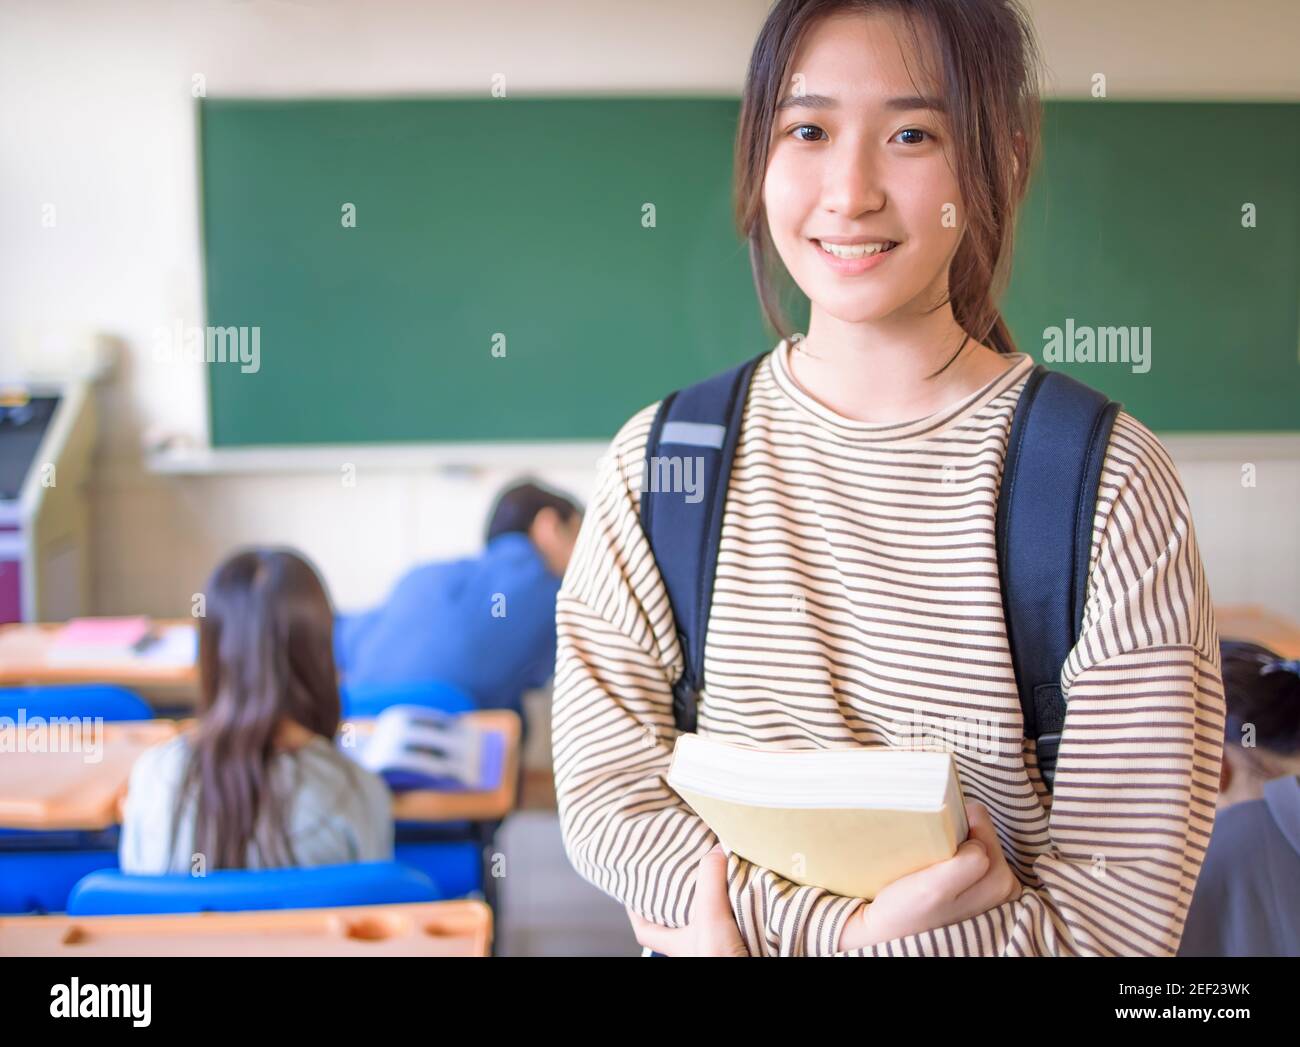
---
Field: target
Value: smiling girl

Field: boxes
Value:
[552,0,1224,956]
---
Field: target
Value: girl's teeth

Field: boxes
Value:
[818,240,895,259]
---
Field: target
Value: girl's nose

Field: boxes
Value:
[820,144,887,217]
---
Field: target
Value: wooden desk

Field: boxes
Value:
[0,620,197,688]
[1216,604,1300,659]
[0,720,179,831]
[0,899,491,956]
[0,712,520,831]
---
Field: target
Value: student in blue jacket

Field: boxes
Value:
[1179,642,1300,957]
[335,479,583,718]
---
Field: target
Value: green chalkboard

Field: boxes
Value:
[1006,101,1298,432]
[199,97,767,446]
[199,98,1299,444]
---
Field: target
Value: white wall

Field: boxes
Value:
[1,0,1297,619]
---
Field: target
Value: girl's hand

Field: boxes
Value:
[626,844,749,957]
[837,801,1022,951]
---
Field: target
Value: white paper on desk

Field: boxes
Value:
[136,625,198,667]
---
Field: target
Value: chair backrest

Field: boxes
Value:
[393,840,481,898]
[340,680,475,720]
[66,860,442,915]
[0,684,152,722]
[0,849,120,915]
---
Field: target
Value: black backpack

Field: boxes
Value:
[639,351,1119,792]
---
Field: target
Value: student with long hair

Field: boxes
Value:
[121,549,392,873]
[1179,642,1300,956]
[552,0,1224,956]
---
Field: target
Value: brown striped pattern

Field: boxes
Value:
[552,340,1224,956]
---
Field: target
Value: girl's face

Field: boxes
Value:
[763,10,962,326]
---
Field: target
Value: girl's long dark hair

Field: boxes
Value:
[174,548,341,870]
[734,0,1042,355]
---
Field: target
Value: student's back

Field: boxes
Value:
[337,533,560,712]
[1179,774,1300,956]
[119,547,394,875]
[1179,643,1300,956]
[335,481,582,716]
[121,731,391,873]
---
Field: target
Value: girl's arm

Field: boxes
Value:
[552,404,865,956]
[833,413,1226,956]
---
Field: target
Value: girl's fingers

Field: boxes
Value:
[965,803,1001,851]
[625,908,686,954]
[923,837,990,896]
[952,805,1021,911]
[953,861,1018,915]
[965,800,993,834]
[964,802,1015,873]
[692,845,731,919]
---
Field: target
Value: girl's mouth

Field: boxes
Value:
[812,238,899,274]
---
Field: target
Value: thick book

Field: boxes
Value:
[667,735,969,900]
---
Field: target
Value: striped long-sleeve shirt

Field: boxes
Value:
[552,338,1225,956]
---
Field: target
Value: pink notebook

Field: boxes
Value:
[54,616,152,648]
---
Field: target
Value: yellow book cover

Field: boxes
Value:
[668,735,969,900]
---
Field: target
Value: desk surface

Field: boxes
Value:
[0,899,491,956]
[0,720,179,831]
[0,620,198,687]
[0,712,520,831]
[1216,604,1300,658]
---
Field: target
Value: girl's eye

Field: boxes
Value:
[788,124,826,143]
[895,128,931,145]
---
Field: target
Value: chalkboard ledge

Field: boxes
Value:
[147,440,610,476]
[144,432,1299,477]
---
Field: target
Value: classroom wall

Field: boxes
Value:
[1,0,1298,620]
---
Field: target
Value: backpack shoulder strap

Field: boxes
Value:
[640,352,766,733]
[996,364,1120,791]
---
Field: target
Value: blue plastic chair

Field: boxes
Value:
[0,684,152,722]
[66,861,444,916]
[0,850,120,914]
[393,841,482,898]
[340,680,474,720]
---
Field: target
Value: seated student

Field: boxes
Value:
[335,479,582,718]
[120,548,393,874]
[1179,641,1300,956]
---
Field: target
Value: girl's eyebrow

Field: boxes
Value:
[774,92,945,113]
